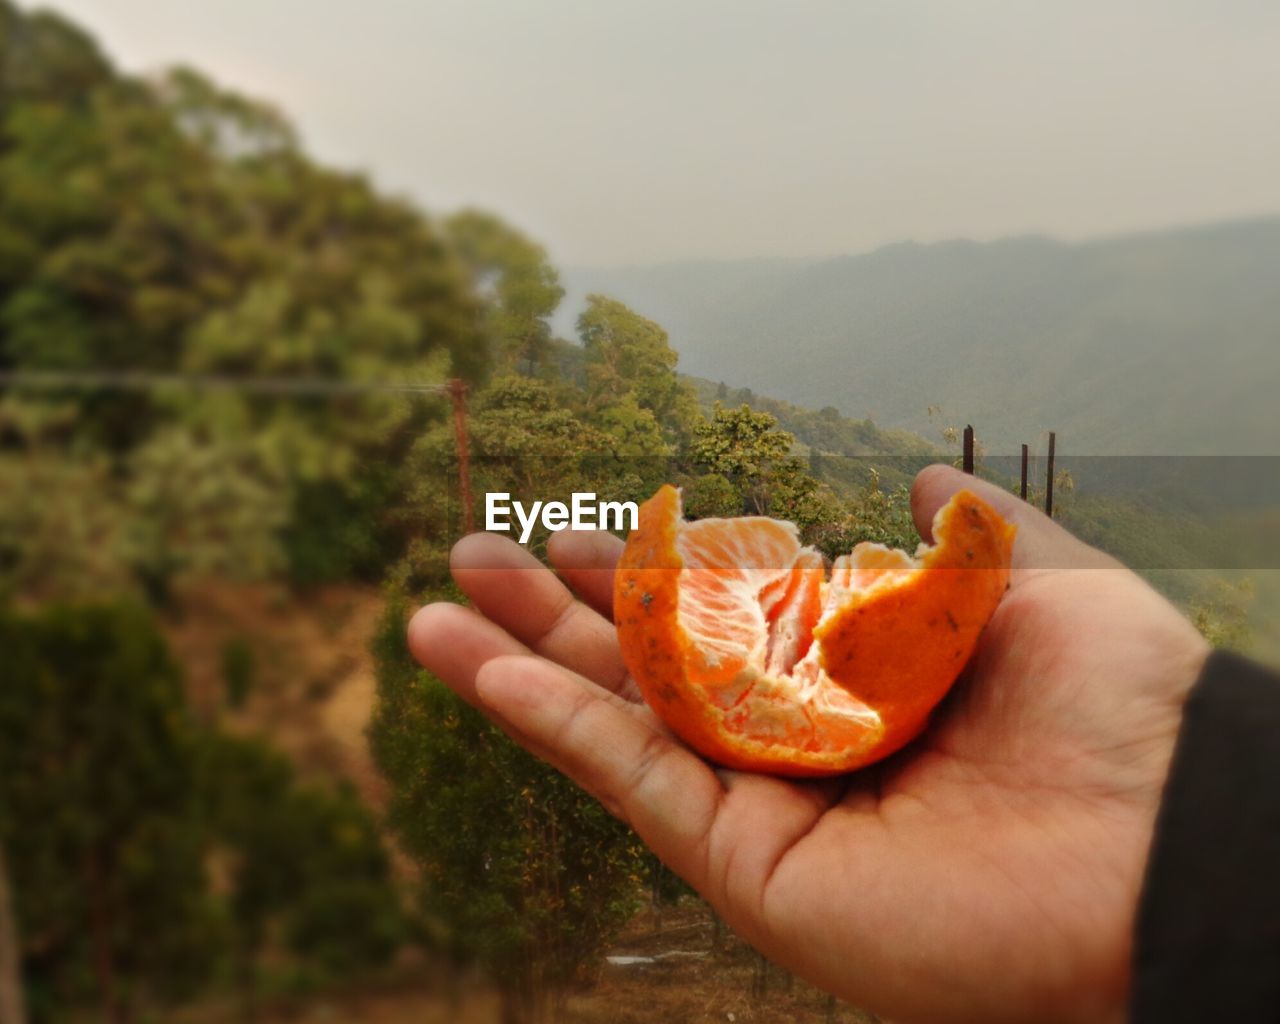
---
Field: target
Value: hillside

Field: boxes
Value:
[561,218,1280,455]
[686,376,938,459]
[689,376,1276,658]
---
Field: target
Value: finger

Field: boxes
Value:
[408,606,658,789]
[910,463,1046,545]
[473,655,849,943]
[474,654,726,890]
[408,602,535,708]
[408,600,643,711]
[910,463,1112,575]
[546,529,623,620]
[449,532,633,696]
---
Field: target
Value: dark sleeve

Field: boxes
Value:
[1131,649,1280,1023]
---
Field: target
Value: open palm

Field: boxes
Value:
[409,465,1207,1024]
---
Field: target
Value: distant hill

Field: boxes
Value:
[683,375,936,458]
[560,218,1280,454]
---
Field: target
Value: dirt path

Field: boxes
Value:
[162,580,389,804]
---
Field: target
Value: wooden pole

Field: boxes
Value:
[1020,443,1029,500]
[0,843,26,1024]
[962,425,974,475]
[447,378,475,535]
[1045,432,1056,518]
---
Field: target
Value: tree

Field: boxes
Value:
[0,1,113,109]
[0,599,404,1024]
[578,295,698,444]
[0,5,482,594]
[683,403,920,556]
[123,426,291,599]
[0,603,219,1024]
[392,374,661,587]
[803,468,920,559]
[370,594,646,1024]
[202,735,402,1020]
[445,210,564,376]
[594,391,667,457]
[0,408,291,605]
[0,413,132,602]
[687,403,797,515]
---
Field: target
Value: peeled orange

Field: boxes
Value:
[614,484,1016,777]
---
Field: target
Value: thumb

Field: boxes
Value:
[910,463,1112,574]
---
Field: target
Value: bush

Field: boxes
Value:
[370,593,646,1023]
[0,602,221,1023]
[219,636,256,709]
[0,602,405,1023]
[202,734,404,1001]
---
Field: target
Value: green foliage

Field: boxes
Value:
[123,427,291,599]
[674,388,926,555]
[578,294,698,446]
[0,444,132,602]
[393,374,665,588]
[1051,492,1263,654]
[0,6,480,595]
[0,410,292,604]
[283,467,403,586]
[0,602,220,1022]
[805,471,920,559]
[680,403,921,555]
[1189,578,1255,651]
[680,472,743,520]
[595,392,667,456]
[218,636,255,709]
[1056,494,1227,582]
[370,593,646,1020]
[688,403,814,518]
[0,1,114,108]
[692,378,937,460]
[202,735,403,989]
[0,599,402,1021]
[445,210,564,377]
[690,404,793,487]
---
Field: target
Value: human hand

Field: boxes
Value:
[408,465,1209,1024]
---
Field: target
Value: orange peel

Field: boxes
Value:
[614,484,1016,777]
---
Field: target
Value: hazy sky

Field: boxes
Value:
[42,1,1280,266]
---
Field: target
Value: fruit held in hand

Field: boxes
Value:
[614,485,1016,777]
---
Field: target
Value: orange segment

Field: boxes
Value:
[673,515,800,683]
[614,484,1016,777]
[761,550,823,677]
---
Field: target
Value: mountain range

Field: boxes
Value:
[559,217,1280,454]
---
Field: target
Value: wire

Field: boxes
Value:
[0,369,452,397]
